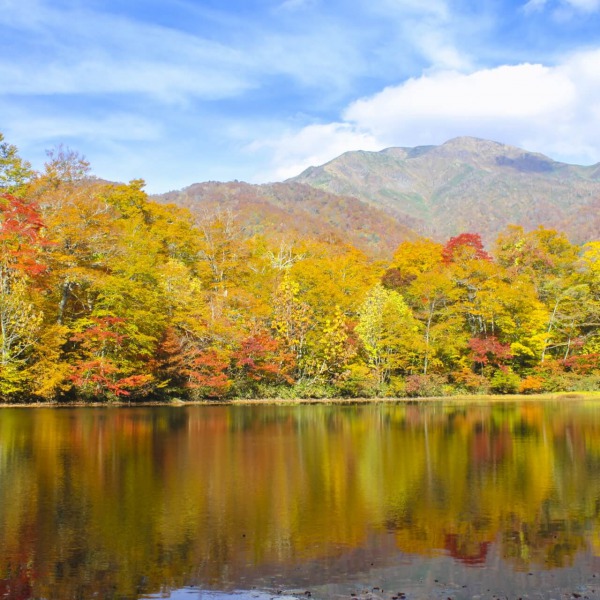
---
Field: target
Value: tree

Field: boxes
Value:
[356,284,422,390]
[231,332,294,393]
[0,194,47,397]
[494,226,583,362]
[0,133,34,194]
[442,233,491,265]
[271,272,313,380]
[68,316,154,400]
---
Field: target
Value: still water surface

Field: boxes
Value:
[2,401,600,599]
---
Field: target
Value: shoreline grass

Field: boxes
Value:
[2,391,600,408]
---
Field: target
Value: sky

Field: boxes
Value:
[2,0,600,193]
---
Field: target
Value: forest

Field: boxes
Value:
[1,133,600,403]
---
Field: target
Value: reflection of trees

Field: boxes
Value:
[1,402,600,597]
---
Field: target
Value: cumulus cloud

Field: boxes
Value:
[258,49,600,180]
[249,123,382,181]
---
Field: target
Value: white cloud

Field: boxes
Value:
[6,112,163,144]
[563,0,600,11]
[278,0,318,11]
[523,0,600,12]
[257,49,600,180]
[0,0,378,102]
[344,63,575,132]
[0,2,256,102]
[249,123,382,181]
[523,0,548,12]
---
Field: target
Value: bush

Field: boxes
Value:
[518,375,544,394]
[290,380,337,398]
[335,364,378,397]
[568,374,600,392]
[381,375,406,398]
[490,369,520,394]
[451,366,491,394]
[405,373,448,397]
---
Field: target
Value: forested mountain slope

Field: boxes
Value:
[156,181,418,256]
[290,137,600,243]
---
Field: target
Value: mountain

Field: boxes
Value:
[290,136,600,244]
[156,180,418,256]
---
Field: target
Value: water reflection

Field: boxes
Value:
[1,401,600,599]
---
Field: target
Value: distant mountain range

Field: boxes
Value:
[156,137,600,254]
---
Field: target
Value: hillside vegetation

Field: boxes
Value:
[1,133,600,402]
[291,136,600,244]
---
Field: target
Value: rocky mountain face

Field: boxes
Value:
[156,180,418,256]
[290,136,600,244]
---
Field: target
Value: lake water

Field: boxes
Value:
[2,400,600,600]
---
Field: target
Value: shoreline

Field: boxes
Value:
[1,391,599,408]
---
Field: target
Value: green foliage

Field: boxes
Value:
[0,133,34,194]
[490,369,521,394]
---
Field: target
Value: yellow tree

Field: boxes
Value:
[0,194,47,397]
[356,283,422,390]
[387,238,459,374]
[271,272,312,380]
[495,226,581,362]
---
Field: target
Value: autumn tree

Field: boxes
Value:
[356,284,422,391]
[0,194,47,397]
[0,133,34,194]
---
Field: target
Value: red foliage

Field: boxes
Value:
[0,193,48,277]
[442,233,491,264]
[70,316,127,345]
[154,327,187,385]
[232,333,294,384]
[186,349,231,397]
[562,352,599,375]
[70,359,152,397]
[468,336,512,367]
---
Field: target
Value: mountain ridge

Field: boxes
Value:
[154,137,600,252]
[289,136,600,243]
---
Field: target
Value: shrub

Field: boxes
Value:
[335,364,378,397]
[490,369,520,394]
[452,366,491,394]
[518,375,544,394]
[382,375,406,398]
[405,373,448,397]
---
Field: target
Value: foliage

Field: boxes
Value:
[490,369,521,394]
[405,373,448,397]
[1,131,600,402]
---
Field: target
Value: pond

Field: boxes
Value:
[2,400,600,600]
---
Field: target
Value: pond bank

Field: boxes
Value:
[1,391,599,408]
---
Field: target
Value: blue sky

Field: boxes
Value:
[2,0,600,192]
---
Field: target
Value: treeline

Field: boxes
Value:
[1,133,600,402]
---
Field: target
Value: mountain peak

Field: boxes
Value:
[290,137,600,243]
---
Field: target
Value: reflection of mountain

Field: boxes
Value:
[2,402,600,598]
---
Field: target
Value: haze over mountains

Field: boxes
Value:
[157,137,600,254]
